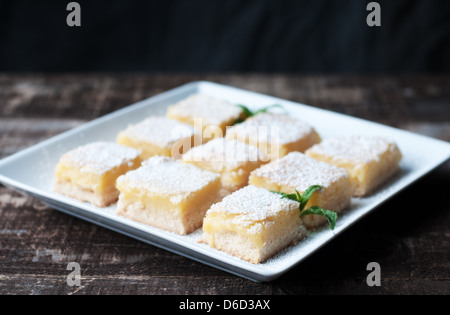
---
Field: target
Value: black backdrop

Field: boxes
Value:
[0,0,449,73]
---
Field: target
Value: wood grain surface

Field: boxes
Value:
[0,74,449,295]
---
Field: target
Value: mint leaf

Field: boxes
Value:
[237,104,254,118]
[300,206,338,230]
[237,104,284,120]
[232,118,245,125]
[253,104,283,115]
[299,185,322,211]
[270,191,299,202]
[270,185,337,230]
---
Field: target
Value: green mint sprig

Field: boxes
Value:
[271,185,338,230]
[233,104,284,125]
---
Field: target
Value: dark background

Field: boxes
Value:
[0,0,449,73]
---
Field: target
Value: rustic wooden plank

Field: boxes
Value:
[1,74,449,123]
[398,122,450,142]
[0,118,85,158]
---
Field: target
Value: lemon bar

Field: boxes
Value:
[54,142,142,207]
[201,185,307,264]
[117,117,200,160]
[167,93,242,141]
[249,152,351,229]
[226,113,321,161]
[116,156,221,235]
[182,138,268,194]
[306,136,402,197]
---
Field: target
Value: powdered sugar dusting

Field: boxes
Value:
[169,93,242,125]
[207,185,299,230]
[117,156,219,202]
[306,136,400,163]
[251,152,348,190]
[59,142,141,175]
[119,117,196,148]
[226,113,315,145]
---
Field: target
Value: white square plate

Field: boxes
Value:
[0,81,449,282]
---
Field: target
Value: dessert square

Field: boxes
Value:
[167,93,243,141]
[226,113,321,161]
[54,142,142,207]
[201,185,307,264]
[116,116,200,160]
[182,138,269,194]
[249,152,351,229]
[116,156,221,235]
[306,136,402,196]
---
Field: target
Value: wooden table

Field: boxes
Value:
[0,74,449,295]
